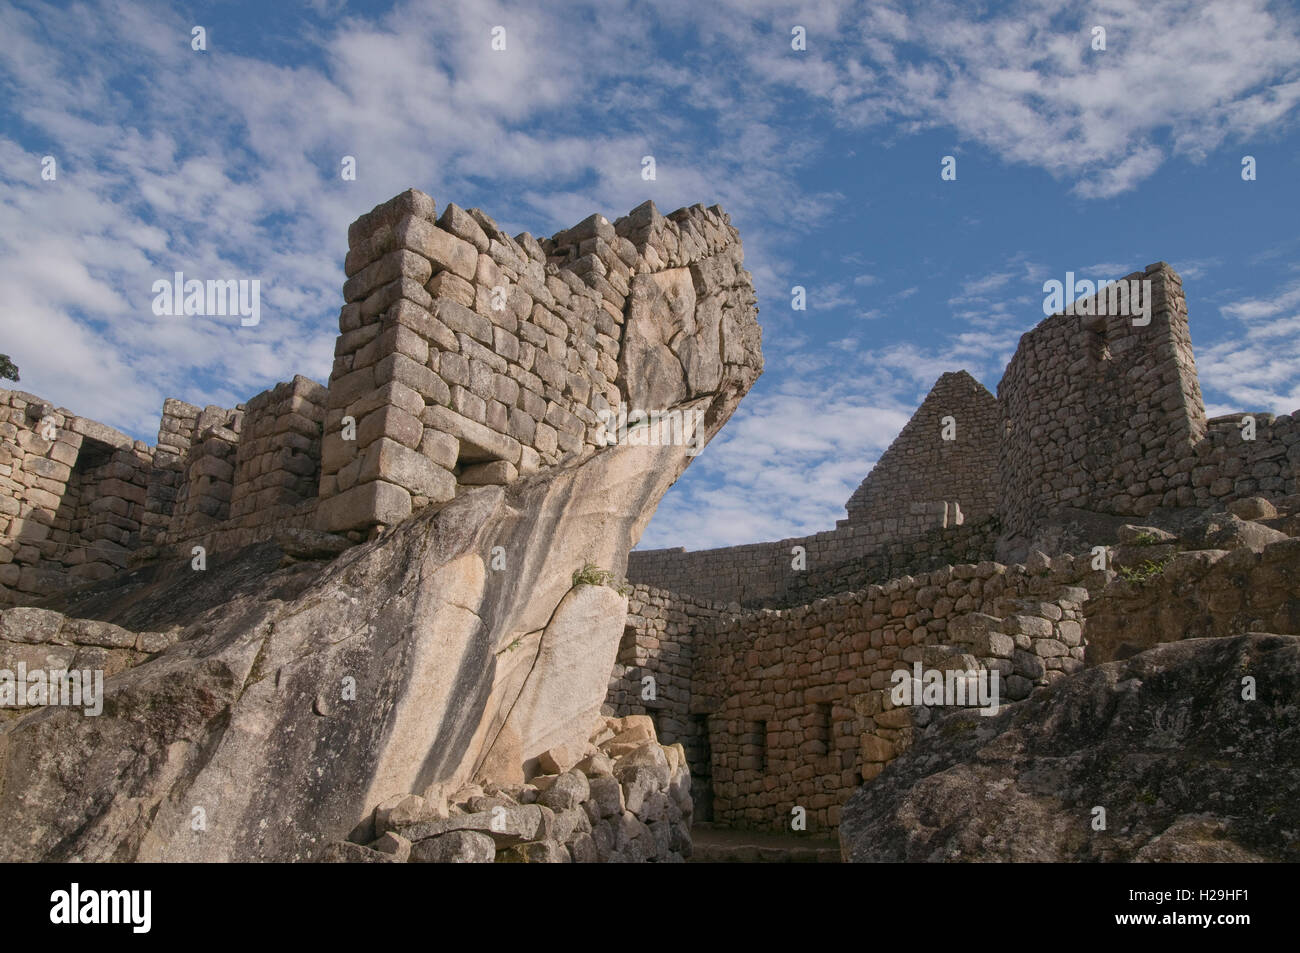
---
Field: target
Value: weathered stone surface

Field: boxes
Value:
[537,741,586,775]
[409,830,496,863]
[369,830,412,862]
[274,528,353,560]
[618,270,692,411]
[840,635,1300,862]
[0,214,752,858]
[496,839,569,863]
[584,775,625,820]
[317,841,398,863]
[374,793,438,835]
[537,770,589,812]
[400,804,551,847]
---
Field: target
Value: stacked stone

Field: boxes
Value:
[998,263,1202,537]
[1186,412,1299,508]
[316,189,755,536]
[783,516,1001,608]
[627,504,988,607]
[0,606,176,723]
[610,201,762,407]
[0,391,151,604]
[688,553,1103,832]
[228,376,326,523]
[169,406,241,537]
[608,584,727,792]
[141,399,200,544]
[845,370,1001,526]
[852,588,1087,779]
[0,395,75,601]
[1085,504,1300,662]
[319,715,693,863]
[611,200,739,271]
[58,440,151,583]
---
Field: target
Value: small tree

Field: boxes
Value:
[0,355,18,382]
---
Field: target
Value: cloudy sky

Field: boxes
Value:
[2,0,1298,550]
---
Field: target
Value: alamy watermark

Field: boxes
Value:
[152,271,260,326]
[890,662,1000,716]
[50,883,150,933]
[0,663,103,716]
[1042,272,1151,326]
[595,407,706,456]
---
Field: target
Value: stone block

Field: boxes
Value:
[860,734,895,763]
[357,405,424,450]
[359,438,455,501]
[375,323,430,366]
[374,352,443,405]
[316,480,411,531]
[459,460,518,486]
[432,298,493,346]
[348,188,437,248]
[343,248,433,305]
[423,405,521,466]
[395,216,478,281]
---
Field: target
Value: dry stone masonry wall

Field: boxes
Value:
[321,714,694,863]
[605,585,727,817]
[631,261,1299,600]
[628,502,973,607]
[317,189,757,535]
[844,370,1000,525]
[0,188,761,606]
[669,557,1099,832]
[0,392,153,603]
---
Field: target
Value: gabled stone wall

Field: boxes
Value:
[844,370,1000,525]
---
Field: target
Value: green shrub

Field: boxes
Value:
[572,561,632,596]
[1117,556,1172,583]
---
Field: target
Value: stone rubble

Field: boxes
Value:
[318,715,692,863]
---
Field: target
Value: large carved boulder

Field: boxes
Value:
[0,199,762,862]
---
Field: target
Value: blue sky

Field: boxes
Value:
[2,0,1299,550]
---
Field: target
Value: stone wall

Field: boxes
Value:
[998,263,1203,539]
[780,515,1000,608]
[167,406,240,538]
[0,391,153,605]
[688,557,1098,833]
[141,398,201,545]
[844,370,1000,525]
[1085,507,1300,664]
[316,189,755,535]
[620,495,1300,835]
[629,501,965,606]
[606,584,727,817]
[632,261,1299,596]
[322,714,695,863]
[615,555,1100,833]
[1185,412,1299,507]
[228,376,326,523]
[1,188,761,603]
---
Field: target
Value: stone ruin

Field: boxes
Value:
[614,262,1300,843]
[0,187,760,863]
[2,194,1297,861]
[0,189,757,605]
